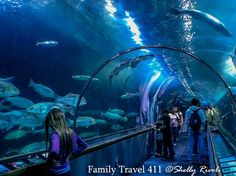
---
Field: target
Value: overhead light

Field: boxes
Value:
[105,0,117,17]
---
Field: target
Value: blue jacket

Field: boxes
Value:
[185,106,206,131]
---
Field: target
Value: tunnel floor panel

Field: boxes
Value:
[131,133,209,176]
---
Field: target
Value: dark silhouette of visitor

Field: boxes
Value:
[162,110,175,159]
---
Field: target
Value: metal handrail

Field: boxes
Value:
[0,125,153,174]
[208,125,223,176]
[0,125,148,163]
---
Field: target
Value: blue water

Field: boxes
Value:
[1,0,236,160]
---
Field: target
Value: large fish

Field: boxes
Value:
[28,79,56,98]
[26,102,54,115]
[55,93,87,116]
[20,141,45,154]
[108,108,125,115]
[101,111,122,121]
[0,110,28,122]
[120,116,128,123]
[172,8,232,36]
[4,130,29,140]
[36,40,58,47]
[8,116,42,130]
[94,119,108,125]
[121,92,140,99]
[109,54,155,86]
[76,116,96,128]
[0,81,20,98]
[55,93,87,107]
[72,75,99,82]
[4,96,33,109]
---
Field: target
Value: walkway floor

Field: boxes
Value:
[131,133,209,176]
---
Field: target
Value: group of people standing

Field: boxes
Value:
[43,98,214,175]
[153,106,183,159]
[153,98,211,164]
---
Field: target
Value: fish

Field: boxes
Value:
[125,112,138,118]
[3,96,34,109]
[0,81,20,98]
[101,111,122,121]
[121,92,140,99]
[20,141,45,154]
[0,110,28,122]
[0,120,10,131]
[111,125,124,131]
[26,102,54,115]
[109,54,155,86]
[171,8,232,36]
[8,116,42,130]
[72,75,99,82]
[55,93,86,107]
[28,79,56,98]
[76,116,96,128]
[108,108,125,115]
[4,130,29,140]
[0,76,15,82]
[120,116,128,123]
[55,93,87,116]
[36,40,58,47]
[94,119,108,125]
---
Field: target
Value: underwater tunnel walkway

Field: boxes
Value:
[1,124,236,175]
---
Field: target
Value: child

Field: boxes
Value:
[45,108,88,176]
[153,122,163,157]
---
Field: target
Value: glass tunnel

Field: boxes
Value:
[1,0,236,175]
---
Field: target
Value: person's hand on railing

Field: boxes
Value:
[150,124,156,129]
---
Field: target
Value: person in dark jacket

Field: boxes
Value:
[162,110,175,159]
[45,108,88,176]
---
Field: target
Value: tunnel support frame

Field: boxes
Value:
[74,45,236,130]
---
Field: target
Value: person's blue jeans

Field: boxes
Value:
[188,129,204,161]
[171,127,178,143]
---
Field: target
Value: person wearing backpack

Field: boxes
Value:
[185,98,206,164]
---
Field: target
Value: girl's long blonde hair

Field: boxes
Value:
[45,108,73,156]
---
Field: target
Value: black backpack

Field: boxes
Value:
[189,109,201,131]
